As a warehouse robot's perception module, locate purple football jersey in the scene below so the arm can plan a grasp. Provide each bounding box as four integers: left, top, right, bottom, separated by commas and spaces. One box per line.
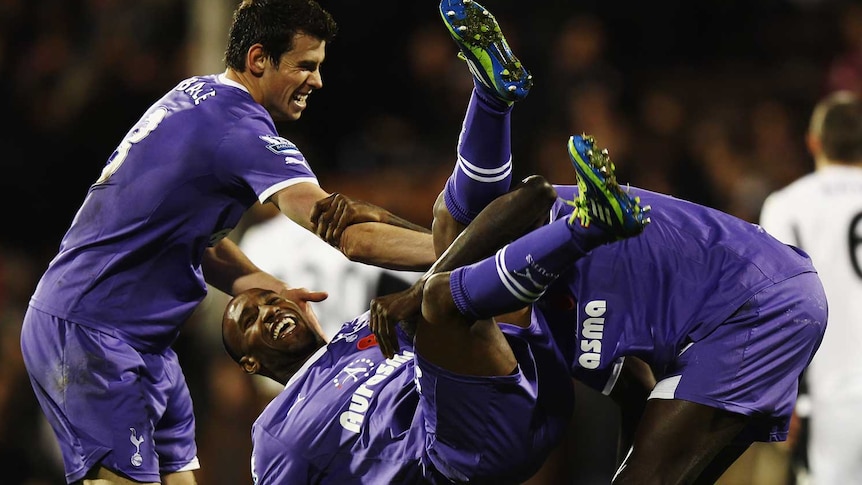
444, 183, 824, 441
29, 74, 318, 352
544, 186, 817, 379
250, 314, 425, 484
250, 312, 573, 484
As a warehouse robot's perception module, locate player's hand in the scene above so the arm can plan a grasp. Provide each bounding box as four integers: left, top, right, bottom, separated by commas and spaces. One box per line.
311, 193, 390, 247
278, 286, 328, 332
370, 284, 423, 359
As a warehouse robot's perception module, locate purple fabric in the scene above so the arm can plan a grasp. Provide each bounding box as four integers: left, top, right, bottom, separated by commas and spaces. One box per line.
652, 272, 827, 442
249, 312, 571, 484
448, 182, 825, 443
29, 74, 318, 353
20, 307, 197, 483
443, 89, 513, 225
450, 218, 590, 319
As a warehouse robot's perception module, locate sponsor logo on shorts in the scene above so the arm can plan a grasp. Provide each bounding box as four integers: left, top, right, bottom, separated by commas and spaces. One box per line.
339, 351, 414, 434
579, 300, 606, 369
129, 427, 145, 467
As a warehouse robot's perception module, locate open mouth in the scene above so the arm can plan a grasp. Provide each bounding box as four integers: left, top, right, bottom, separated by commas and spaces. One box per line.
269, 313, 298, 340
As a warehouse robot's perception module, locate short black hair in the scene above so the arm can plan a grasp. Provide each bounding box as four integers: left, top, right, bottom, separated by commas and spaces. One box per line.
811, 91, 862, 162
224, 0, 338, 71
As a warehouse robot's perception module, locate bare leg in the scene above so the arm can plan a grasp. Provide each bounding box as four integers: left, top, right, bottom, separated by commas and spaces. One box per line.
76, 465, 197, 485
162, 470, 197, 485
693, 443, 750, 484
613, 399, 750, 484
78, 465, 157, 485
430, 175, 557, 267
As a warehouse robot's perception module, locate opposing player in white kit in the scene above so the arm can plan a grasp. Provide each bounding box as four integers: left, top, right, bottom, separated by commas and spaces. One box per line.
760, 90, 862, 485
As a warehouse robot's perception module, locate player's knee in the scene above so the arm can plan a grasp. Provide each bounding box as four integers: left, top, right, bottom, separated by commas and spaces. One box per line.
432, 191, 464, 256
520, 174, 557, 207
508, 175, 557, 231
421, 273, 470, 327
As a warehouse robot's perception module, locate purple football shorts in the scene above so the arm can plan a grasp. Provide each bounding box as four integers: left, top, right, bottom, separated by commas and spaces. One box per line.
649, 272, 827, 442
415, 320, 573, 483
20, 306, 200, 483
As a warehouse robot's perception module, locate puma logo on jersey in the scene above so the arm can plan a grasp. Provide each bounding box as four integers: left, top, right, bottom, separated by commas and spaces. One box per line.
579, 300, 606, 369
500, 248, 559, 303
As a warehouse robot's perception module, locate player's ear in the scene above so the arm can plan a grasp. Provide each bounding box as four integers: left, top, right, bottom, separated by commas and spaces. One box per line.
240, 355, 261, 375
806, 132, 821, 158
247, 44, 267, 76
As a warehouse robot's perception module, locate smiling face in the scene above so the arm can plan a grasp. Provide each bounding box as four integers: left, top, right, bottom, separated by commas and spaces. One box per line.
259, 32, 326, 122
222, 288, 326, 382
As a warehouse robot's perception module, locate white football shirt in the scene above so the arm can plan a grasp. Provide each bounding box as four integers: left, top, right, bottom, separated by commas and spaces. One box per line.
761, 162, 862, 485
760, 164, 862, 401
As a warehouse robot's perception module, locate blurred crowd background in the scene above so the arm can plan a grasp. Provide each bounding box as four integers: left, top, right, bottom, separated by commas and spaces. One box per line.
2, 0, 861, 483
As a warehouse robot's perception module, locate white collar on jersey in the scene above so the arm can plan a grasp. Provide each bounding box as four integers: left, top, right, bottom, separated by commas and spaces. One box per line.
217, 73, 249, 93
283, 345, 328, 390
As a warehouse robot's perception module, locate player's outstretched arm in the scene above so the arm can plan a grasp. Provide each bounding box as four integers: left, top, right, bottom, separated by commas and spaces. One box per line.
312, 192, 430, 246
202, 238, 322, 298
370, 175, 558, 357
271, 182, 436, 271
203, 238, 329, 332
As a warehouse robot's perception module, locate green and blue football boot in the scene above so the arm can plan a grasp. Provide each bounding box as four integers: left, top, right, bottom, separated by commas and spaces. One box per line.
566, 134, 650, 238
439, 0, 532, 103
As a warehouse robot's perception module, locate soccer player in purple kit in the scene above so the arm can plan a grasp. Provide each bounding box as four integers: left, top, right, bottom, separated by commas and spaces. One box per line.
365, 1, 830, 483
218, 2, 596, 483
19, 1, 434, 484
221, 265, 574, 484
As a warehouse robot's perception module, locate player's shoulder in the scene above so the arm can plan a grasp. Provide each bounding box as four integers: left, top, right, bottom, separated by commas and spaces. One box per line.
764, 171, 823, 205
168, 74, 269, 123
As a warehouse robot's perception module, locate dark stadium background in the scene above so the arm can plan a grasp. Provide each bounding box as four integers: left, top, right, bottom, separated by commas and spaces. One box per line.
1, 0, 854, 483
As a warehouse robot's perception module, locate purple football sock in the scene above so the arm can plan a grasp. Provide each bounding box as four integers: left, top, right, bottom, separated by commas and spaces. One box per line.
449, 218, 610, 319
444, 88, 514, 224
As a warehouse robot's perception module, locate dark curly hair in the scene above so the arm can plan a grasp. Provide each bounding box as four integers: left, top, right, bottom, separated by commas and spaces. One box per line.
224, 0, 338, 71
